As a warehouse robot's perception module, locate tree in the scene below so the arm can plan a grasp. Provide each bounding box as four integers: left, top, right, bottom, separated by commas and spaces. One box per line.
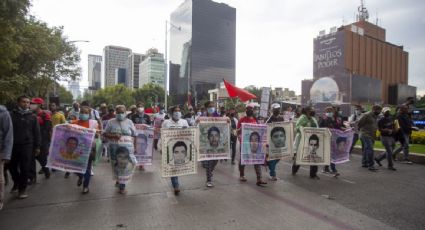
91, 84, 135, 107
133, 83, 169, 107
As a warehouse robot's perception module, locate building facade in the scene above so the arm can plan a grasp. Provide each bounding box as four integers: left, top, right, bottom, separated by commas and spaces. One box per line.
139, 48, 165, 88
103, 46, 132, 88
129, 53, 145, 89
88, 54, 102, 91
302, 4, 415, 115
169, 0, 236, 105
68, 80, 81, 100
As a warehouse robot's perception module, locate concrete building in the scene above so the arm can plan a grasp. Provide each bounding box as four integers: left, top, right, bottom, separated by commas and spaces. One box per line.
129, 53, 145, 89
139, 48, 165, 88
68, 80, 81, 99
88, 54, 102, 91
302, 2, 415, 115
103, 46, 132, 88
169, 0, 236, 105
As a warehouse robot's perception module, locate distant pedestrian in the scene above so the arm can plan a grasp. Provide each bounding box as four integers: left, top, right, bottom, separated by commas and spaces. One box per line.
227, 108, 238, 165
0, 104, 13, 210
375, 107, 397, 170
392, 105, 413, 164
357, 105, 382, 171
266, 103, 284, 181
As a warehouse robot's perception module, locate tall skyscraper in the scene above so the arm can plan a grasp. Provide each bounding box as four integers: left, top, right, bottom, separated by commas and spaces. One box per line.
88, 54, 102, 91
169, 0, 236, 105
129, 53, 145, 89
68, 80, 81, 99
103, 45, 132, 88
139, 48, 165, 88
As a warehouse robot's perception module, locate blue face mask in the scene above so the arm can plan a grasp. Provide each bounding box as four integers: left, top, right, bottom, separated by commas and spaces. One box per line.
173, 112, 182, 120
79, 114, 90, 121
207, 107, 216, 114
326, 112, 333, 118
116, 113, 126, 121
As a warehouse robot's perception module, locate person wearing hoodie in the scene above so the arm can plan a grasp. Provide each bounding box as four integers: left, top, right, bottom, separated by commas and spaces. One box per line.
0, 105, 13, 210
9, 95, 41, 199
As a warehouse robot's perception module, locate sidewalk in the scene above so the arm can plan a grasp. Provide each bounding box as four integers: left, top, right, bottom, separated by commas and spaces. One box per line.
353, 146, 425, 164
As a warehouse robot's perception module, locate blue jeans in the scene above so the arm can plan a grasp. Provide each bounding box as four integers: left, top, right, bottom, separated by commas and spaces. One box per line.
171, 176, 179, 188
393, 133, 410, 160
324, 163, 337, 172
361, 136, 375, 168
267, 160, 280, 177
77, 159, 92, 188
377, 136, 395, 167
204, 160, 218, 182
119, 183, 125, 190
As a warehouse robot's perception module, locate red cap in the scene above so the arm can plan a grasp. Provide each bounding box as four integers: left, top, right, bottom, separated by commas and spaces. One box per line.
31, 98, 44, 105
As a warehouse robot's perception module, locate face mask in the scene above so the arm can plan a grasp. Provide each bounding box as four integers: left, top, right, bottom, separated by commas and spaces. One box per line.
253, 110, 259, 117
160, 109, 165, 114
79, 114, 90, 121
30, 104, 38, 111
207, 107, 216, 114
138, 107, 144, 113
116, 113, 126, 121
173, 111, 182, 120
338, 111, 342, 115
197, 112, 202, 116
326, 112, 333, 118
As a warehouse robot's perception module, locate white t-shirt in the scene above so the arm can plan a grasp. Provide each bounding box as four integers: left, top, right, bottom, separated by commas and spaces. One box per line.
161, 119, 189, 128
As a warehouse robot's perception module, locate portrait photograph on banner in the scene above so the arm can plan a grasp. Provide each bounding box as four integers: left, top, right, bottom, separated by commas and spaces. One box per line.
161, 127, 198, 177
296, 127, 331, 166
47, 124, 96, 174
267, 122, 294, 160
330, 129, 354, 164
198, 117, 231, 161
109, 136, 137, 184
134, 124, 154, 166
241, 123, 267, 165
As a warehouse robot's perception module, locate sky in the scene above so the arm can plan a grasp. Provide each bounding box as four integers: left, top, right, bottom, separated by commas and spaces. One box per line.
30, 0, 425, 95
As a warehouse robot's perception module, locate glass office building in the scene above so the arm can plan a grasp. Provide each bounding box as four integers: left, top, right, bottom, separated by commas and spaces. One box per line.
169, 0, 236, 105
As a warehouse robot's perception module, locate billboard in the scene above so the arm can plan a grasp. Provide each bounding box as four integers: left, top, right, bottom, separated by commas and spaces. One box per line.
313, 31, 345, 79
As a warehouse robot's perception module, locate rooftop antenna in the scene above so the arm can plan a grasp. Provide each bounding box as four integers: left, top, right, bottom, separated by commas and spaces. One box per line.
375, 8, 379, 25
357, 0, 369, 21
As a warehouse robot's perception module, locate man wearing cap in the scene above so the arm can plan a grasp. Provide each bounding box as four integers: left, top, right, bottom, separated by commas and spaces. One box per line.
357, 105, 382, 171
237, 103, 267, 186
375, 107, 396, 170
9, 95, 41, 199
30, 97, 52, 180
266, 103, 284, 181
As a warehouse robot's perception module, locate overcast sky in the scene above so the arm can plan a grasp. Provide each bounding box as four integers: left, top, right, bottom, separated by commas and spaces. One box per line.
30, 0, 425, 95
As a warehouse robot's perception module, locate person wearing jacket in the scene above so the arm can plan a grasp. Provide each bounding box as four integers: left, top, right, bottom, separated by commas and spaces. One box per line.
9, 95, 41, 199
319, 107, 341, 176
0, 105, 13, 210
357, 105, 382, 171
392, 105, 413, 164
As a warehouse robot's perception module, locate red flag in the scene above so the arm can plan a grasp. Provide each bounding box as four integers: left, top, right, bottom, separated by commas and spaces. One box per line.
223, 79, 257, 102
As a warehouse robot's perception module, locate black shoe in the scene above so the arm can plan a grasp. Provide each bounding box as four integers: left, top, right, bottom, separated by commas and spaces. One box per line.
38, 169, 44, 174
45, 171, 51, 179
388, 166, 397, 171
368, 167, 379, 171
375, 158, 382, 167
10, 185, 18, 193
310, 175, 320, 180
292, 165, 299, 175
362, 165, 368, 168
231, 161, 235, 165
64, 172, 70, 179
174, 187, 180, 196
77, 178, 83, 187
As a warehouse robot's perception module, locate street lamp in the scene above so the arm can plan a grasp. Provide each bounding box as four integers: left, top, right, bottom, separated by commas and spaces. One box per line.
164, 20, 181, 110
53, 40, 90, 97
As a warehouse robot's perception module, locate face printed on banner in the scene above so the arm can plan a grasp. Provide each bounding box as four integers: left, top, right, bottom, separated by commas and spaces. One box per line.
249, 132, 260, 154
116, 147, 130, 170
270, 127, 286, 148
207, 126, 220, 149
308, 134, 320, 155
336, 137, 347, 154
60, 137, 80, 160
172, 141, 187, 165
138, 134, 148, 155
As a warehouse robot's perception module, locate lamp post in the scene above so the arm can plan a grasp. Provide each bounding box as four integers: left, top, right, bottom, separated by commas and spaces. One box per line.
164, 20, 181, 110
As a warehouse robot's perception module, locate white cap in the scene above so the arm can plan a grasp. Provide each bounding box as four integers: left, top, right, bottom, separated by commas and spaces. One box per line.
382, 107, 391, 114
271, 103, 281, 109
246, 102, 259, 108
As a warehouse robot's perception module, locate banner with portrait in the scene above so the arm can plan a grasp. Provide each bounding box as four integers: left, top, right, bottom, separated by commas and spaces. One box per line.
161, 127, 198, 177
267, 122, 294, 160
134, 124, 154, 166
296, 127, 331, 165
241, 123, 267, 165
47, 124, 96, 173
330, 128, 353, 164
198, 117, 231, 161
109, 136, 137, 184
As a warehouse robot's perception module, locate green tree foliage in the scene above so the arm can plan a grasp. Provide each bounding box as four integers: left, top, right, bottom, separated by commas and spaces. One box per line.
57, 85, 74, 104
244, 85, 261, 101
91, 84, 135, 107
417, 95, 425, 108
0, 0, 81, 104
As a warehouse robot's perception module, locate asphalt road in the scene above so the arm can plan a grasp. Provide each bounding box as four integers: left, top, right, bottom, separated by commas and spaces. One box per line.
0, 148, 424, 230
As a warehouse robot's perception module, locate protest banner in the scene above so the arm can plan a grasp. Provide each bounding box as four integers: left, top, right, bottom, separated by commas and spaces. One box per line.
330, 128, 354, 164
161, 127, 198, 177
241, 123, 267, 165
47, 124, 96, 173
260, 87, 271, 118
134, 124, 154, 166
296, 127, 331, 166
267, 122, 294, 160
198, 117, 231, 161
109, 136, 137, 184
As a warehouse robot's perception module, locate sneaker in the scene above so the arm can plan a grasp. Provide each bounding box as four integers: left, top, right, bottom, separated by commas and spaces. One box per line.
82, 187, 89, 194
174, 187, 180, 196
321, 169, 330, 174
90, 170, 94, 176
77, 178, 83, 187
310, 175, 320, 180
18, 192, 28, 199
239, 176, 247, 182
331, 172, 340, 177
64, 172, 70, 179
10, 185, 18, 193
401, 160, 413, 164
206, 182, 214, 188
269, 176, 278, 181
118, 189, 127, 195
375, 158, 382, 167
368, 167, 379, 171
256, 180, 267, 186
388, 166, 397, 171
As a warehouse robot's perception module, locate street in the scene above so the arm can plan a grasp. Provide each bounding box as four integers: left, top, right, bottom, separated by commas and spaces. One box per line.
0, 148, 424, 230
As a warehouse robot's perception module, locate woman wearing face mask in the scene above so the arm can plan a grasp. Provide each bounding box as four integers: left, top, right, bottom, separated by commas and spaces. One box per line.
71, 106, 100, 194
103, 105, 137, 194
161, 106, 189, 195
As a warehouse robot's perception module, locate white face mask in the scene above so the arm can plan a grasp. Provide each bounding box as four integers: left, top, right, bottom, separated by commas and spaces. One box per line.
137, 107, 144, 113
173, 112, 182, 120
30, 104, 38, 111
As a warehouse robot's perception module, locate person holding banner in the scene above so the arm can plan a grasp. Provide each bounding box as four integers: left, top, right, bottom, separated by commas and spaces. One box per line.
227, 108, 238, 165
319, 107, 341, 176
71, 106, 100, 194
292, 106, 320, 179
162, 106, 189, 195
104, 105, 137, 194
266, 103, 284, 181
237, 103, 267, 186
